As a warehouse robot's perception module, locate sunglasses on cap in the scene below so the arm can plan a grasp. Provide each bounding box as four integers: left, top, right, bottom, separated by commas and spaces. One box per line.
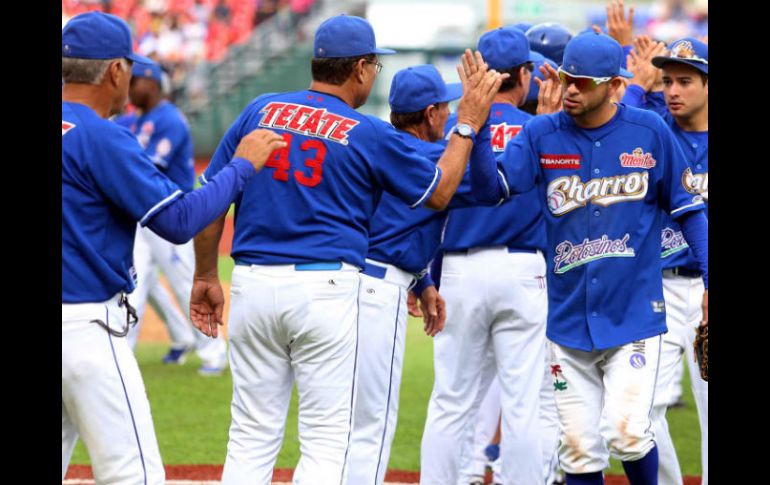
557, 68, 612, 90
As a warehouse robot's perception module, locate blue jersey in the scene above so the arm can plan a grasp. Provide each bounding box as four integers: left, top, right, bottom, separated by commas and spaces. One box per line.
62, 102, 182, 303
203, 90, 442, 268
499, 104, 706, 351
660, 112, 708, 272
366, 131, 500, 274
116, 101, 195, 192
441, 103, 546, 252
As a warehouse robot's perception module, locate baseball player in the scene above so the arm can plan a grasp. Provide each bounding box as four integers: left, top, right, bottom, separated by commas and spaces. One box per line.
420, 27, 557, 485
118, 61, 228, 375
471, 31, 709, 484
190, 14, 505, 485
345, 64, 509, 485
648, 37, 709, 485
62, 11, 285, 484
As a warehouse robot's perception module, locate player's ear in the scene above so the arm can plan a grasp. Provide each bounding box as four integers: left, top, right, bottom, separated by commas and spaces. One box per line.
608, 77, 624, 100
353, 58, 367, 84
107, 60, 126, 88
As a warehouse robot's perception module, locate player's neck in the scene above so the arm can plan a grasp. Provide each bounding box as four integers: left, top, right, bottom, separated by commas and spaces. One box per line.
62, 84, 113, 118
402, 124, 431, 142
674, 104, 708, 132
493, 89, 523, 108
308, 81, 358, 108
572, 101, 617, 129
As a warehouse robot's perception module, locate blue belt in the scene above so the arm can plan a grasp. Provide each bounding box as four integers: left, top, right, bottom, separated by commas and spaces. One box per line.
362, 263, 387, 279
235, 259, 343, 271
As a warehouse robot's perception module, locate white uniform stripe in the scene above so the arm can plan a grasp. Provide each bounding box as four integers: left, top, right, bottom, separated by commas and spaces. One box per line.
670, 201, 705, 216
497, 169, 511, 199
139, 190, 183, 226
410, 167, 440, 209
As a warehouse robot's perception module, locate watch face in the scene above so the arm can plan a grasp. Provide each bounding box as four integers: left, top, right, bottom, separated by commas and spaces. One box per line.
457, 124, 472, 136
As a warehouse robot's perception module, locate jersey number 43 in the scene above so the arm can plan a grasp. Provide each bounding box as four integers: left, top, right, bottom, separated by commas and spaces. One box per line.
266, 133, 327, 187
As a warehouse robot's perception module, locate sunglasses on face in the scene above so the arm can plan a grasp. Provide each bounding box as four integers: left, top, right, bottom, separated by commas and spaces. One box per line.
557, 69, 612, 90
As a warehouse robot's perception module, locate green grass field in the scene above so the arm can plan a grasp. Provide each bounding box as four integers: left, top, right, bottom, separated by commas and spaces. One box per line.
71, 257, 703, 475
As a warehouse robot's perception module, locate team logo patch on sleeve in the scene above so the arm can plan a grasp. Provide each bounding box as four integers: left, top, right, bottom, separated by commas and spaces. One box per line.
490, 123, 522, 152
258, 102, 359, 145
62, 121, 76, 136
682, 167, 708, 200
619, 147, 656, 168
540, 154, 581, 169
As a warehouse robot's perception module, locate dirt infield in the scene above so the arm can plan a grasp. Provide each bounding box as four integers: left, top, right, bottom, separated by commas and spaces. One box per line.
64, 465, 702, 484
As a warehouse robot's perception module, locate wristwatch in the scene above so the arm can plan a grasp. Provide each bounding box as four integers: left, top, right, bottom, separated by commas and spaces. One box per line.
450, 123, 476, 143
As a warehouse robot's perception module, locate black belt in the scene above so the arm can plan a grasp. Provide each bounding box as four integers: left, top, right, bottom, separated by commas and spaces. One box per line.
667, 267, 702, 278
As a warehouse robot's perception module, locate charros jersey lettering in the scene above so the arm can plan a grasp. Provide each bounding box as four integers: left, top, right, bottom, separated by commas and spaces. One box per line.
660, 111, 708, 270
498, 104, 706, 351
547, 172, 648, 215
258, 102, 359, 145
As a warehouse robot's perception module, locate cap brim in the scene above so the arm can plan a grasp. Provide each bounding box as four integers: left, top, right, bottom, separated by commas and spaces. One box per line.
618, 67, 634, 79
127, 52, 154, 65
651, 56, 708, 74
439, 83, 463, 103
528, 52, 543, 63
373, 47, 397, 55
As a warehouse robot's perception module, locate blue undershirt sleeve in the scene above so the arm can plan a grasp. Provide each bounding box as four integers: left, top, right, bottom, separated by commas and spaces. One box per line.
469, 123, 507, 204
146, 158, 255, 243
677, 209, 708, 288
411, 272, 435, 299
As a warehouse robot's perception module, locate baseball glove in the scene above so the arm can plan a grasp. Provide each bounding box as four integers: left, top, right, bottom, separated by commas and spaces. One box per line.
693, 322, 708, 381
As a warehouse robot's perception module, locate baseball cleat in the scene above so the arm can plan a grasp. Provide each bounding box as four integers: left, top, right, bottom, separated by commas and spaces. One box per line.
162, 346, 191, 365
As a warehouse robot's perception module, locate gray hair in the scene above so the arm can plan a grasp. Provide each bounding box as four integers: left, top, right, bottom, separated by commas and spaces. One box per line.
61, 57, 130, 85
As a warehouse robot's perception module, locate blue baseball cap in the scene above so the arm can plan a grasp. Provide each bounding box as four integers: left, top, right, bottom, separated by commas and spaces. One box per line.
511, 22, 534, 33
131, 61, 163, 83
560, 32, 633, 79
526, 52, 559, 103
389, 65, 462, 114
62, 11, 153, 64
652, 37, 708, 74
314, 14, 396, 58
478, 27, 539, 70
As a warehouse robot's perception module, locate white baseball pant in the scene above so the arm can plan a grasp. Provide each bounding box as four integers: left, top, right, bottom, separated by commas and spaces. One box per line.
549, 335, 662, 475
464, 370, 501, 484
221, 263, 360, 485
128, 225, 226, 368
462, 343, 560, 485
62, 294, 164, 484
345, 260, 415, 485
420, 247, 548, 485
653, 272, 708, 485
